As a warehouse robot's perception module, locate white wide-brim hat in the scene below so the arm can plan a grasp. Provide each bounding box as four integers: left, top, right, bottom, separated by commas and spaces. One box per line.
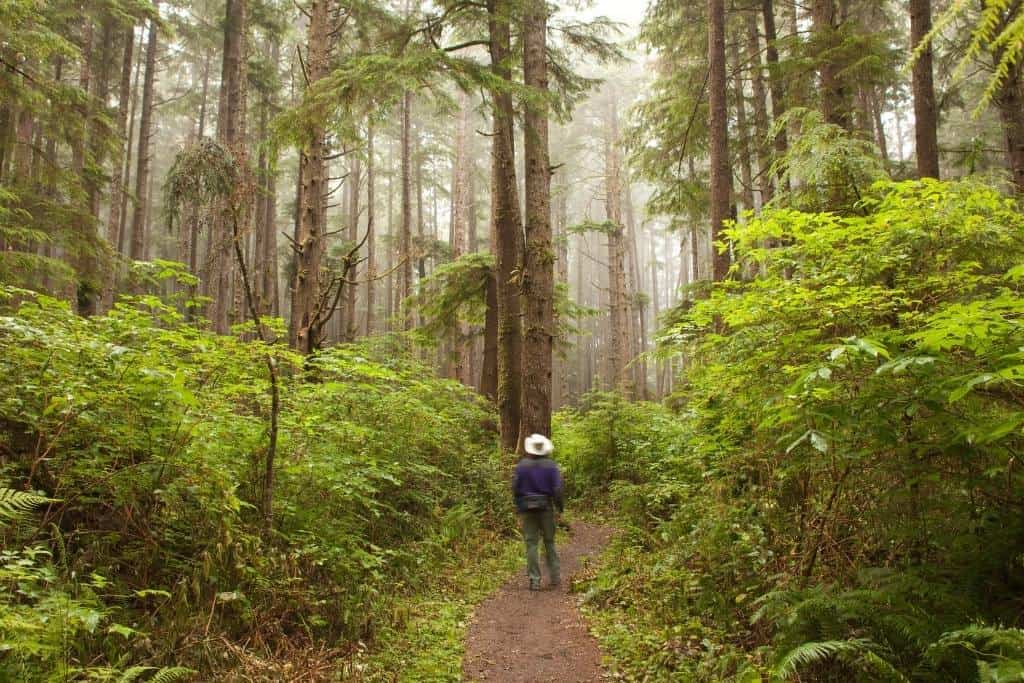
524, 433, 554, 456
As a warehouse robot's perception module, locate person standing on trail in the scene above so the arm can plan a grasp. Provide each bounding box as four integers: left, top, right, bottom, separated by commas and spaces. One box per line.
513, 434, 564, 591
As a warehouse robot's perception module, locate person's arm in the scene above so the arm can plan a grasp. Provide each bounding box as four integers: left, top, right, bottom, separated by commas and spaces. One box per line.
552, 465, 565, 513
512, 463, 522, 500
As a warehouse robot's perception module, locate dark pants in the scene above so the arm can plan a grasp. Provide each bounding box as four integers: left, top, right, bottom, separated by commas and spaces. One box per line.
522, 508, 560, 585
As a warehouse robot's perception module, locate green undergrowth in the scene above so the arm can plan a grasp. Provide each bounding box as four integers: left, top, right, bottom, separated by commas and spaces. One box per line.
559, 179, 1024, 682
0, 285, 512, 681
347, 526, 520, 681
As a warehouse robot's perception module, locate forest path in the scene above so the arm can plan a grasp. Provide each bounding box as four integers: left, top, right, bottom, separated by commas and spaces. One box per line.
462, 521, 613, 682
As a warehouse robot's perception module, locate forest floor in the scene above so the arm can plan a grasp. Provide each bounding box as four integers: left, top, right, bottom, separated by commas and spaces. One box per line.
462, 521, 614, 682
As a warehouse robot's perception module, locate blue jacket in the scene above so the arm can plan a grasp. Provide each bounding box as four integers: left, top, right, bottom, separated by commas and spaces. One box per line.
512, 456, 564, 512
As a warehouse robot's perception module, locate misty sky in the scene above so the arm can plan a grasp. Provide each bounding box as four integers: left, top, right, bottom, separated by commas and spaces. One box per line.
588, 0, 649, 29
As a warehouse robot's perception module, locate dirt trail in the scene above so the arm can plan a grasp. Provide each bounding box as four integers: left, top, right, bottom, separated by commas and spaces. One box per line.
462, 521, 613, 682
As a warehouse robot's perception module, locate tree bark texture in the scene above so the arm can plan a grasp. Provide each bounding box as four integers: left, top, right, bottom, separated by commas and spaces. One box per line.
290, 0, 330, 352
129, 10, 158, 265
762, 0, 790, 189
488, 0, 524, 451
910, 0, 940, 178
519, 0, 554, 442
708, 0, 733, 282
400, 90, 414, 330
605, 97, 630, 393
746, 11, 774, 205
365, 123, 376, 335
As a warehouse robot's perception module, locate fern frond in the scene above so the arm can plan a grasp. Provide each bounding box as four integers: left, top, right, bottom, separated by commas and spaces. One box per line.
773, 638, 875, 679
117, 667, 154, 682
0, 488, 52, 521
149, 667, 195, 683
850, 648, 911, 682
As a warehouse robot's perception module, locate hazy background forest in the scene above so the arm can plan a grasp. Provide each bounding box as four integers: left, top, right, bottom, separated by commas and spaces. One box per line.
3, 0, 1024, 679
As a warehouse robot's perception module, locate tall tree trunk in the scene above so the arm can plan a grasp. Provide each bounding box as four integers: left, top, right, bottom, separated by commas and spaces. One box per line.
129, 8, 159, 264
519, 0, 554, 442
624, 178, 647, 400
871, 88, 890, 162
345, 154, 362, 341
762, 0, 790, 189
210, 0, 247, 333
386, 143, 394, 330
262, 41, 280, 317
554, 178, 569, 407
746, 12, 774, 205
365, 123, 376, 335
605, 97, 630, 393
709, 0, 733, 281
480, 270, 499, 399
730, 40, 756, 214
451, 92, 471, 383
253, 47, 278, 320
81, 16, 112, 315
101, 25, 135, 311
290, 0, 330, 352
118, 30, 144, 258
468, 166, 479, 253
415, 129, 426, 289
650, 231, 662, 398
994, 63, 1024, 193
575, 231, 587, 396
910, 0, 940, 178
488, 0, 524, 451
400, 91, 414, 330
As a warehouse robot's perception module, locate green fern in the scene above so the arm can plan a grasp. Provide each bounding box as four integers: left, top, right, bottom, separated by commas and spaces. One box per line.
0, 487, 52, 521
774, 638, 876, 678
117, 666, 195, 683
924, 625, 1024, 678
150, 667, 196, 683
774, 638, 909, 680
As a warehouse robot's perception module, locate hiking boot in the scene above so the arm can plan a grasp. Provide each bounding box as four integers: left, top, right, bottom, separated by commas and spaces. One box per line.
529, 579, 541, 591
550, 577, 561, 588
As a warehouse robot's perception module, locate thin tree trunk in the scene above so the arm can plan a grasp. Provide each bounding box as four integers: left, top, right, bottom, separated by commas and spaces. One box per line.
746, 11, 774, 205
731, 40, 756, 214
400, 91, 414, 330
762, 0, 790, 189
263, 43, 280, 318
365, 123, 376, 335
480, 270, 499, 399
650, 231, 662, 398
100, 26, 135, 311
386, 142, 394, 330
451, 92, 471, 382
415, 129, 426, 287
605, 96, 630, 393
872, 88, 890, 163
709, 0, 733, 282
624, 179, 647, 400
118, 30, 144, 258
345, 153, 361, 341
129, 9, 159, 264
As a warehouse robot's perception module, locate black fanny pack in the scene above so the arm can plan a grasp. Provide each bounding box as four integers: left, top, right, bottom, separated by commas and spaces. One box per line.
519, 495, 550, 512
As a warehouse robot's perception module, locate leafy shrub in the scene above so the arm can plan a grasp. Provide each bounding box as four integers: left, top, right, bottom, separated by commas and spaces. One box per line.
564, 179, 1024, 681
0, 286, 507, 679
